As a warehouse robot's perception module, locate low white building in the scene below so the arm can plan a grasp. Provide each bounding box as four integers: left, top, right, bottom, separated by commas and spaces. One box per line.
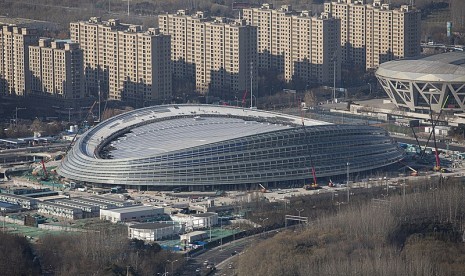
0, 193, 38, 209
38, 201, 83, 220
53, 199, 100, 218
180, 231, 208, 243
424, 125, 450, 136
100, 205, 164, 223
171, 212, 218, 230
128, 222, 184, 241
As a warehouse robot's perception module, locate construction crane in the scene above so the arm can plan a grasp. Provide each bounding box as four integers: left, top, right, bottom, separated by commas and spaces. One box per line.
300, 103, 320, 190
40, 159, 49, 181
408, 95, 448, 171
64, 100, 98, 155
426, 96, 449, 171
241, 90, 248, 107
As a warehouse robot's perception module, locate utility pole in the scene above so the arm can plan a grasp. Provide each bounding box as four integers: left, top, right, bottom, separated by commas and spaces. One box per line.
250, 61, 253, 108
333, 51, 337, 103
66, 108, 74, 123
346, 162, 350, 203
98, 81, 101, 123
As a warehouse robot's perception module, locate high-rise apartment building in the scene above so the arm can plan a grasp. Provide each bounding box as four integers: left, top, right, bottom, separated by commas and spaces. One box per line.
241, 4, 341, 86
0, 25, 39, 96
29, 38, 84, 99
159, 11, 257, 96
324, 0, 421, 69
70, 18, 171, 105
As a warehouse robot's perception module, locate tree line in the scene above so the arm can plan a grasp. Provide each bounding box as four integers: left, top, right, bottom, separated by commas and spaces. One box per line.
0, 223, 182, 276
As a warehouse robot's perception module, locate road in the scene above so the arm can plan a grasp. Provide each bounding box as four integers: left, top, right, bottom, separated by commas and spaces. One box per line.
180, 230, 281, 276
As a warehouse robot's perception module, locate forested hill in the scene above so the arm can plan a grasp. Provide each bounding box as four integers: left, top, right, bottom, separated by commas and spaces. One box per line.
237, 178, 465, 276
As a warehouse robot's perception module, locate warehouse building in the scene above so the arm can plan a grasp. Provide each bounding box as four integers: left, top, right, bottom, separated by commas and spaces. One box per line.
87, 196, 133, 208
0, 193, 38, 209
100, 205, 164, 223
52, 199, 100, 218
37, 201, 83, 220
70, 197, 120, 210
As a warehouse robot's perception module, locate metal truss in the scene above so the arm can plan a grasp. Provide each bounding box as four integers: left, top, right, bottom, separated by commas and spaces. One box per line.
376, 76, 465, 113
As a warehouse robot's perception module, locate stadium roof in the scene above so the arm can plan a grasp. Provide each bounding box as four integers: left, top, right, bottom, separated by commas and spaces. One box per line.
84, 105, 330, 161
376, 52, 465, 82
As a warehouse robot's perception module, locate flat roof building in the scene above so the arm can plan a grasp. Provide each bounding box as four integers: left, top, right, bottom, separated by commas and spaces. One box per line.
0, 193, 38, 209
37, 201, 83, 220
180, 231, 208, 243
128, 222, 184, 241
52, 199, 100, 218
86, 196, 133, 208
171, 212, 218, 230
100, 205, 164, 223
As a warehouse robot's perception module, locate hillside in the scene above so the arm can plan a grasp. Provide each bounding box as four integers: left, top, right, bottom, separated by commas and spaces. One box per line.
237, 178, 465, 276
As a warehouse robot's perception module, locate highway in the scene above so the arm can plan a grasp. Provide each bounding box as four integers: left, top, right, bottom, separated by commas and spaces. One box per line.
180, 230, 282, 276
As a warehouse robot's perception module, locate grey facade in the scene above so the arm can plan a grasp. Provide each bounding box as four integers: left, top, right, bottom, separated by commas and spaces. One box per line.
58, 105, 403, 188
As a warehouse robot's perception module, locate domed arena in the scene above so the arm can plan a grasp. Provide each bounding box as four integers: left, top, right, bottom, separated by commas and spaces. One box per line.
58, 105, 404, 190
376, 52, 465, 113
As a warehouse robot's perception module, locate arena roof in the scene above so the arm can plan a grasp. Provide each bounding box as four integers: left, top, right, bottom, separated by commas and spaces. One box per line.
108, 116, 290, 158
376, 52, 465, 82
83, 105, 330, 160
58, 104, 403, 188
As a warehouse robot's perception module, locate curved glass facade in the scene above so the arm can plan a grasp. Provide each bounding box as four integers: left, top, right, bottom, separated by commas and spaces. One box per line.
58, 105, 404, 187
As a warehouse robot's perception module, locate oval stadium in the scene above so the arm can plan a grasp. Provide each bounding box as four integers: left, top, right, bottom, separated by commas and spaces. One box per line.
57, 105, 404, 190
376, 52, 465, 113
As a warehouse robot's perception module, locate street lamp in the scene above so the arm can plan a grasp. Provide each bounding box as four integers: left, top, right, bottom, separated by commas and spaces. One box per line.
170, 259, 178, 275
331, 51, 337, 103
164, 260, 169, 276
259, 217, 268, 236
65, 108, 74, 123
